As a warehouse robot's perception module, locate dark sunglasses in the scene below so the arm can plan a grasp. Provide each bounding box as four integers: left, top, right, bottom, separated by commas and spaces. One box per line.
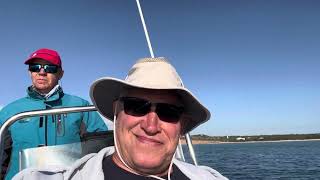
118, 97, 184, 123
29, 64, 59, 73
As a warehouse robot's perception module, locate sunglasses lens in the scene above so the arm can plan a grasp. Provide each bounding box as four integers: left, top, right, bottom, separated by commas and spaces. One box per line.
121, 97, 150, 116
29, 64, 59, 73
120, 97, 183, 123
29, 64, 41, 72
44, 65, 58, 73
156, 103, 183, 123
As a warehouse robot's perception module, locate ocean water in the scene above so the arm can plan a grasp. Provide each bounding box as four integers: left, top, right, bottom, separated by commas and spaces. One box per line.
182, 140, 320, 180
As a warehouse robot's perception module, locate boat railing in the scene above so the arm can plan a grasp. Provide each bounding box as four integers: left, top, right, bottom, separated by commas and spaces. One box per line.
0, 106, 198, 174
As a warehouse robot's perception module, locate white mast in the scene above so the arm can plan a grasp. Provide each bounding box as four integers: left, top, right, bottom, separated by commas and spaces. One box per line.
136, 0, 155, 58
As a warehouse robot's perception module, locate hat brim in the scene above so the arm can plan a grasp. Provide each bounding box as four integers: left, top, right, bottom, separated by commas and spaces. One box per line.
90, 77, 211, 133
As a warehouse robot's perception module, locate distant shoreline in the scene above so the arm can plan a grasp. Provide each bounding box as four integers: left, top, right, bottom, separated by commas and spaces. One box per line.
180, 138, 320, 145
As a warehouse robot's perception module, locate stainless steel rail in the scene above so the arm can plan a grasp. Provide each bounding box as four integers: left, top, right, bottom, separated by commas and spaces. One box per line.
0, 106, 198, 174
0, 106, 96, 173
186, 133, 198, 166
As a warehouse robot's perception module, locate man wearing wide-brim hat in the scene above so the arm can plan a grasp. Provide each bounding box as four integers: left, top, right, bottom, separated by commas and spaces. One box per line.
13, 58, 228, 180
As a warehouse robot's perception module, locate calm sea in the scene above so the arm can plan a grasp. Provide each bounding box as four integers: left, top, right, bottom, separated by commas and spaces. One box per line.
182, 140, 320, 180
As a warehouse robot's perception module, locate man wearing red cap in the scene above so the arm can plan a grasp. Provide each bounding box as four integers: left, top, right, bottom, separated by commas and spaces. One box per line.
0, 48, 108, 180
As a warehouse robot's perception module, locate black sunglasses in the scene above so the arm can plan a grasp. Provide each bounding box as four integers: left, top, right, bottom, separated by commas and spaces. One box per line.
29, 64, 59, 73
118, 97, 184, 123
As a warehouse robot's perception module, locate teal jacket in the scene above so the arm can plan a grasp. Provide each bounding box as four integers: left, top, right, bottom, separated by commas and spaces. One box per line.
0, 86, 108, 180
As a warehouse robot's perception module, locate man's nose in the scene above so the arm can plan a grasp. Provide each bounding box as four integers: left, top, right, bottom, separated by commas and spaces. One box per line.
38, 68, 46, 74
140, 111, 161, 135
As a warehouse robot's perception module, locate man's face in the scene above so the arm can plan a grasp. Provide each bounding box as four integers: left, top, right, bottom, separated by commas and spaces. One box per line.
29, 59, 63, 94
113, 89, 183, 176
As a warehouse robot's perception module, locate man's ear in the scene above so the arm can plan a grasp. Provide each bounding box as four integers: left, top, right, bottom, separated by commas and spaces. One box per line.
58, 69, 64, 80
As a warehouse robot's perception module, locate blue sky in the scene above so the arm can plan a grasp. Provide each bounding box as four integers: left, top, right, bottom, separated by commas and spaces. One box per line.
0, 0, 319, 136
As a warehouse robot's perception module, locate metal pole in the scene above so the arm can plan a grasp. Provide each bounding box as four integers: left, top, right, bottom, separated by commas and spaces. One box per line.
136, 0, 155, 58
175, 138, 185, 161
185, 133, 198, 166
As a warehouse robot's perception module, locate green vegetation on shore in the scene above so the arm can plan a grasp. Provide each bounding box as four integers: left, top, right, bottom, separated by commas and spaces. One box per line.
182, 133, 320, 142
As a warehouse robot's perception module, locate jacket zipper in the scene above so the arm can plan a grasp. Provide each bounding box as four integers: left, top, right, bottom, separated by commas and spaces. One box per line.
45, 105, 51, 146
45, 115, 48, 146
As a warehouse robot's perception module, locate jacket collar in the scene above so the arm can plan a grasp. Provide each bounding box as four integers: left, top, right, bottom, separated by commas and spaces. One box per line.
27, 85, 64, 102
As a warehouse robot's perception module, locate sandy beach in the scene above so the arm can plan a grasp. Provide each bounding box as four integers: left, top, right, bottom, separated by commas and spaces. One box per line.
180, 138, 320, 145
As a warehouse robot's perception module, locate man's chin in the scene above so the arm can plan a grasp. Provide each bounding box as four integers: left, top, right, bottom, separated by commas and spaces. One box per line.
134, 162, 168, 176
132, 155, 168, 172
34, 86, 51, 93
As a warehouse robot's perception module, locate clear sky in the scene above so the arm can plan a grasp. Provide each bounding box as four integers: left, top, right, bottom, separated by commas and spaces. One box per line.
0, 0, 319, 136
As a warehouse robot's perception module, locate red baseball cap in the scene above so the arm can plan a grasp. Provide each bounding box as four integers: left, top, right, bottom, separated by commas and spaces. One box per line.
25, 48, 62, 67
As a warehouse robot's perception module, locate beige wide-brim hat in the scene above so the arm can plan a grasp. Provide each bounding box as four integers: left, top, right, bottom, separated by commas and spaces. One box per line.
90, 57, 211, 133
